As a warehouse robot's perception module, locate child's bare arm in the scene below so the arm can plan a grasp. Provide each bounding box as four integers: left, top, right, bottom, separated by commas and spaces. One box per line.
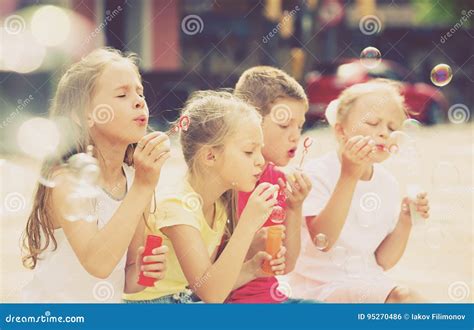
124, 215, 168, 294
307, 136, 374, 251
52, 133, 170, 279
124, 215, 146, 293
245, 225, 285, 261
53, 179, 156, 279
162, 224, 255, 303
232, 246, 287, 290
375, 212, 412, 270
375, 194, 429, 270
306, 173, 358, 251
162, 183, 278, 303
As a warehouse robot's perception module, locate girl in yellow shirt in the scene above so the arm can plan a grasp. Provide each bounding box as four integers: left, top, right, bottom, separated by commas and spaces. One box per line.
124, 90, 286, 303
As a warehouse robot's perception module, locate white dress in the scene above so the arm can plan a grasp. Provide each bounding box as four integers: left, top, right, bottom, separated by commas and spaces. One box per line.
285, 151, 401, 302
21, 165, 135, 303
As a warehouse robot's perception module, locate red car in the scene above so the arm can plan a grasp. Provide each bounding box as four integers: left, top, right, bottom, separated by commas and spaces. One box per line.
305, 59, 449, 125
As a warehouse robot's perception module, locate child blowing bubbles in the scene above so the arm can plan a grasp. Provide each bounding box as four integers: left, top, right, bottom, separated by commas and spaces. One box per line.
123, 91, 285, 304
21, 48, 169, 302
287, 79, 430, 303
227, 66, 313, 303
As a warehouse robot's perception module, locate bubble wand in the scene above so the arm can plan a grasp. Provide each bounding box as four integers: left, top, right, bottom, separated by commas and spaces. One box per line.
298, 137, 313, 169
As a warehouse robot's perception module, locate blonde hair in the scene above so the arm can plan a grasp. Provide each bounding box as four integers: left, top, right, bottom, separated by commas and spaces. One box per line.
235, 66, 308, 116
328, 78, 408, 126
175, 90, 262, 246
22, 47, 142, 269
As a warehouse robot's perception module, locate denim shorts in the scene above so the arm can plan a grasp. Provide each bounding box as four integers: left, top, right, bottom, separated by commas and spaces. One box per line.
123, 289, 201, 304
284, 298, 321, 304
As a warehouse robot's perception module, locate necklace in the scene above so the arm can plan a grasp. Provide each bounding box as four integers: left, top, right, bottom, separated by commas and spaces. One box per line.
100, 168, 128, 201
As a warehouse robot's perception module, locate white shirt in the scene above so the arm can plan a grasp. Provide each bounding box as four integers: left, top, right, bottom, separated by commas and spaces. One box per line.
21, 165, 134, 303
295, 151, 401, 284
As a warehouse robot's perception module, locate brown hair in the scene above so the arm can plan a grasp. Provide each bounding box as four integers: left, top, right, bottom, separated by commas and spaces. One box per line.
175, 90, 262, 243
22, 48, 141, 269
234, 66, 308, 116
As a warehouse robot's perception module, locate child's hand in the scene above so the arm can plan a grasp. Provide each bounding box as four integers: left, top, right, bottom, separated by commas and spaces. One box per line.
341, 136, 375, 178
279, 172, 312, 211
134, 132, 171, 188
400, 192, 430, 222
248, 246, 287, 277
240, 183, 279, 231
246, 225, 286, 260
136, 245, 169, 282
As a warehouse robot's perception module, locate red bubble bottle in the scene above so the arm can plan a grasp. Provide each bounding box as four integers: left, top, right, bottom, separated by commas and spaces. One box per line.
137, 235, 163, 287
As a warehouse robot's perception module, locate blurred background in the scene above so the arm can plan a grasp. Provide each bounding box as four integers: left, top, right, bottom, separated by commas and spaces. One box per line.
0, 0, 472, 302
1, 0, 473, 137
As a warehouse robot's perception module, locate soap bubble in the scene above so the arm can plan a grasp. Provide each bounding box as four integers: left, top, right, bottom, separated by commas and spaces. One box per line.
430, 64, 453, 87
63, 146, 101, 222
360, 47, 381, 69
67, 148, 100, 186
389, 130, 411, 148
64, 185, 99, 222
388, 144, 399, 154
314, 233, 329, 250
389, 130, 416, 159
38, 168, 66, 188
402, 118, 422, 135
270, 205, 286, 224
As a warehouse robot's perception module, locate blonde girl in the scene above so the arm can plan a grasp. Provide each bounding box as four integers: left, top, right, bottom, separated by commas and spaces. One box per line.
287, 79, 430, 303
21, 48, 169, 302
124, 90, 287, 303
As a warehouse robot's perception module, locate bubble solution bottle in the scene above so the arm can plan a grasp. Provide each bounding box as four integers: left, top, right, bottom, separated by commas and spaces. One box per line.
262, 208, 286, 274
138, 235, 163, 287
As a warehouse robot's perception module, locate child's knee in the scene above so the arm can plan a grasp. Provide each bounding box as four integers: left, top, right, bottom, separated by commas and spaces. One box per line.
386, 286, 413, 302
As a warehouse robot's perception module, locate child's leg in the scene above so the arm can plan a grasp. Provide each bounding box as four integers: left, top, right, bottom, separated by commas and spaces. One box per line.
385, 286, 425, 303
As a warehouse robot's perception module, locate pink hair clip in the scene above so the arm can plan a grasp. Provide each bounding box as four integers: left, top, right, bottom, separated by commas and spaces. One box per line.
171, 115, 190, 134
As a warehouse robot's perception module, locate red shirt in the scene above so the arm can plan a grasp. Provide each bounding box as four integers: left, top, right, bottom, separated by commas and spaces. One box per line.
227, 163, 288, 303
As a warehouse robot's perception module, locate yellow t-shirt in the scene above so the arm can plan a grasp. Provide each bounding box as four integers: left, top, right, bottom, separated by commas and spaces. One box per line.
123, 180, 228, 301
